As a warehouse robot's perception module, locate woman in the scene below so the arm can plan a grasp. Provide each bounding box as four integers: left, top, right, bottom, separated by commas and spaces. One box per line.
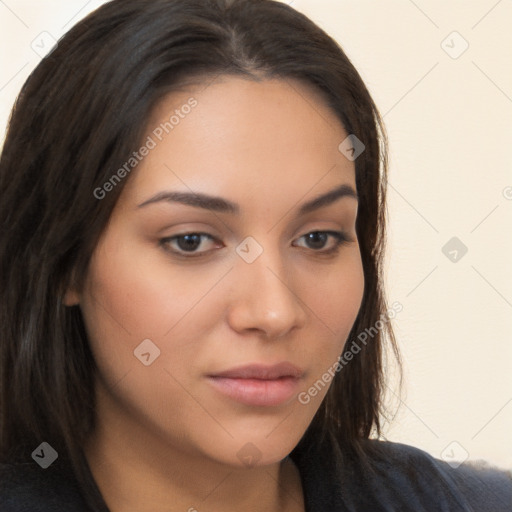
0, 0, 510, 510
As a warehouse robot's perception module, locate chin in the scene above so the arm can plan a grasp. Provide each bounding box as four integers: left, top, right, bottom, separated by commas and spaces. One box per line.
193, 425, 307, 470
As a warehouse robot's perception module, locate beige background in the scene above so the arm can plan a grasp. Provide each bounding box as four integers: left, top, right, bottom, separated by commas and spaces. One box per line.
1, 0, 511, 467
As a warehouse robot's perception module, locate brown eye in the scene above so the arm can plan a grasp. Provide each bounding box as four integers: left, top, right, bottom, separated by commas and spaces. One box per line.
160, 233, 221, 256
303, 232, 329, 250
293, 230, 351, 253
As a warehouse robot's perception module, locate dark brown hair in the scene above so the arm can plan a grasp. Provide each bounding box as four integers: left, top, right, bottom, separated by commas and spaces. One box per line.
0, 0, 399, 509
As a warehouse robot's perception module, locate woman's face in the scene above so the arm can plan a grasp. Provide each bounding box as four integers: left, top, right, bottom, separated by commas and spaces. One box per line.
71, 76, 364, 467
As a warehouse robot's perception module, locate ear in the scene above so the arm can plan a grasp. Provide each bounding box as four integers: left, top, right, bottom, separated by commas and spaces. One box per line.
62, 270, 81, 306
62, 288, 80, 306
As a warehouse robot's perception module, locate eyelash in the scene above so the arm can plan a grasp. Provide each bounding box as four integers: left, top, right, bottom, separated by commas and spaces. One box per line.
159, 230, 353, 258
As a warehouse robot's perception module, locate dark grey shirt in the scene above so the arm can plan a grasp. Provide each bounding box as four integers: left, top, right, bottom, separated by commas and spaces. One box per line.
1, 434, 511, 511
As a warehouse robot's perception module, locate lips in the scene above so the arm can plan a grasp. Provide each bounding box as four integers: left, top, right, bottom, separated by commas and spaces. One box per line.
207, 363, 303, 407
210, 362, 303, 380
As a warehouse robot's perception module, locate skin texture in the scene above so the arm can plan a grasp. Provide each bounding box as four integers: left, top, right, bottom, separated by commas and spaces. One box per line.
65, 76, 365, 512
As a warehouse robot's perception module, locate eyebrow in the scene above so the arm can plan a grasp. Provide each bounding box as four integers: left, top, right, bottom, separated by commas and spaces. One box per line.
137, 183, 358, 214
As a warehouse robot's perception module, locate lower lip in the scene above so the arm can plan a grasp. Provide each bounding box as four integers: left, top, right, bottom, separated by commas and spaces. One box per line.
207, 376, 300, 406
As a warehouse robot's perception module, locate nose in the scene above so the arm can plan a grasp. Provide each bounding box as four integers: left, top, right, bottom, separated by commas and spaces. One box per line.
226, 253, 307, 339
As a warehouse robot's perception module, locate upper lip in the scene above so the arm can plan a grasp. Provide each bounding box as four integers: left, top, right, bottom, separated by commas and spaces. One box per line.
208, 362, 303, 380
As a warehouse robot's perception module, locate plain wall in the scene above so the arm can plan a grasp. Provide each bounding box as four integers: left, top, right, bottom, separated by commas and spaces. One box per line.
1, 0, 511, 467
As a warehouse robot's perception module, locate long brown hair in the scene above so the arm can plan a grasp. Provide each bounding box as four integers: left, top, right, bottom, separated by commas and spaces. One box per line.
0, 0, 399, 509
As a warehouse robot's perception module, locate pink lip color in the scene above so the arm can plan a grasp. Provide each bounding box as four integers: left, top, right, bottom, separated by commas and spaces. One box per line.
207, 363, 302, 407
208, 375, 300, 406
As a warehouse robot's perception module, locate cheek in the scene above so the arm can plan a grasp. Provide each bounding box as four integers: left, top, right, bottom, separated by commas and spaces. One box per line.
314, 268, 363, 333
82, 236, 226, 335
302, 249, 364, 335
296, 250, 365, 388
78, 236, 232, 384
78, 239, 233, 440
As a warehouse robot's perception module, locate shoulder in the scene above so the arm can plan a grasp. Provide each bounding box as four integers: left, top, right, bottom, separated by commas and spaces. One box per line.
292, 432, 512, 510
0, 461, 90, 512
358, 439, 512, 512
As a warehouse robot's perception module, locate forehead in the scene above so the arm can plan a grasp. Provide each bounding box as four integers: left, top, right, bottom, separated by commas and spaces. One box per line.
120, 76, 355, 209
